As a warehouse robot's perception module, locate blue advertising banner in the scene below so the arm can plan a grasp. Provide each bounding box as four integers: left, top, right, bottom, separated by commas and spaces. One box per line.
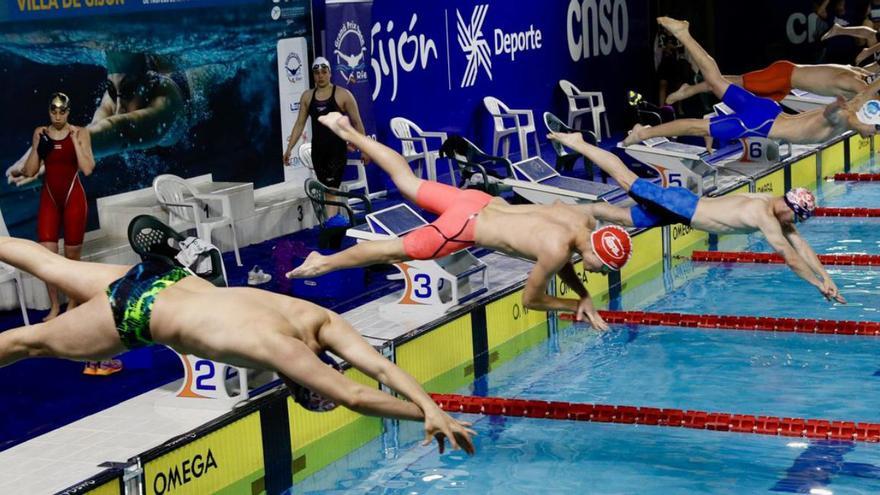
325, 0, 377, 138
323, 0, 652, 153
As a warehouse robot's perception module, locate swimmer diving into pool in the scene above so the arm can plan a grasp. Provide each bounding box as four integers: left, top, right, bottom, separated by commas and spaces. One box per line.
287, 112, 633, 331
0, 236, 476, 455
665, 61, 872, 104
621, 17, 880, 147
548, 130, 846, 304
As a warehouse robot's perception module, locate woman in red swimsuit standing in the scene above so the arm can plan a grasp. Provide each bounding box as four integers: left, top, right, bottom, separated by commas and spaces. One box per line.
12, 94, 117, 375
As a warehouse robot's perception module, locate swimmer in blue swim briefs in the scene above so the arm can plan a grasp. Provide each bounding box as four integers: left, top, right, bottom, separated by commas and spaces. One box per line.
621, 17, 880, 147
548, 130, 846, 305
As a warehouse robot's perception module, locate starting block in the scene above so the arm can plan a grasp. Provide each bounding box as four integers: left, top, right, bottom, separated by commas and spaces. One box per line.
781, 89, 836, 113
347, 203, 489, 316
503, 157, 620, 204
620, 137, 743, 194
171, 354, 249, 407
711, 102, 790, 165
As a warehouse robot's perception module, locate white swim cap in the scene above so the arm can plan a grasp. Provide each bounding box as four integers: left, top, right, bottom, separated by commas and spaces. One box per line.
312, 56, 331, 70
856, 99, 880, 126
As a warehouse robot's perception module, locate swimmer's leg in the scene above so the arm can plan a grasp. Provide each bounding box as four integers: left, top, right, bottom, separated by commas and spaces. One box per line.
0, 294, 124, 367
319, 112, 424, 202
0, 237, 130, 303
658, 17, 731, 99
551, 135, 639, 190
666, 75, 743, 104
622, 119, 711, 146
287, 238, 410, 278
822, 24, 878, 42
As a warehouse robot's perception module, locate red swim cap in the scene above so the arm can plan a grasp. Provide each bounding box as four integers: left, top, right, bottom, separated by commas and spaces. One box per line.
590, 225, 632, 271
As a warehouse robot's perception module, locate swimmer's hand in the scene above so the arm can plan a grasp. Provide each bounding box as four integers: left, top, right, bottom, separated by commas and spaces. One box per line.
547, 131, 585, 149
577, 296, 609, 331
422, 408, 477, 456
821, 279, 847, 304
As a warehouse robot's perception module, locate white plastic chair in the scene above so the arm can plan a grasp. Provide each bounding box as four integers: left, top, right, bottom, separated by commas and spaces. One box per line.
153, 174, 242, 267
559, 80, 610, 141
482, 96, 541, 160
389, 117, 453, 184
297, 143, 371, 198
0, 208, 29, 325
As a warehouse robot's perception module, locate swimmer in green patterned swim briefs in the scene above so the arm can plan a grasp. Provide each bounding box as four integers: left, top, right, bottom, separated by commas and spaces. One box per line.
0, 236, 475, 455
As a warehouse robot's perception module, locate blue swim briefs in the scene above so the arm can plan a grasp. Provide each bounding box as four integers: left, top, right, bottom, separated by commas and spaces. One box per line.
629, 178, 700, 228
709, 85, 782, 141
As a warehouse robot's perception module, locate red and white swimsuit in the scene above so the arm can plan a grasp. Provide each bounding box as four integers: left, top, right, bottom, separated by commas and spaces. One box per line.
37, 133, 87, 245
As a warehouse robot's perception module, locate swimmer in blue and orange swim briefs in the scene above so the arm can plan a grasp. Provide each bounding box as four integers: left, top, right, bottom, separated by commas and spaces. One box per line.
287, 112, 634, 330
622, 17, 880, 147
665, 61, 871, 105
0, 235, 476, 454
549, 129, 846, 305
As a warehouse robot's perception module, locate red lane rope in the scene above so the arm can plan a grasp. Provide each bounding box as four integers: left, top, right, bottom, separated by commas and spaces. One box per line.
692, 250, 880, 266
814, 207, 880, 217
831, 173, 880, 182
430, 393, 880, 442
558, 310, 880, 336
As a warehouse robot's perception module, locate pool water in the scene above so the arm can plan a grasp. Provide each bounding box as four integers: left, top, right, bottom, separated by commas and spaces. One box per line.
290, 163, 880, 494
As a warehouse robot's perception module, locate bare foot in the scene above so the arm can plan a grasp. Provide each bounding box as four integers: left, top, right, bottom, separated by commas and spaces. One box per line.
657, 17, 689, 37
621, 124, 647, 146
666, 83, 691, 104
821, 24, 840, 42
43, 304, 60, 322
286, 251, 328, 279
318, 112, 355, 140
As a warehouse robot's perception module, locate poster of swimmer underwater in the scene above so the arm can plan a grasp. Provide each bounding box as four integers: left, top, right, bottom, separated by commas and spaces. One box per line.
0, 0, 311, 238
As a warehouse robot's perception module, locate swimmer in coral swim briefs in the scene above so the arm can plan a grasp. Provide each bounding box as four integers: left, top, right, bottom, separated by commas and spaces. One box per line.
286, 112, 634, 331
665, 60, 872, 104
622, 17, 880, 147
549, 130, 846, 304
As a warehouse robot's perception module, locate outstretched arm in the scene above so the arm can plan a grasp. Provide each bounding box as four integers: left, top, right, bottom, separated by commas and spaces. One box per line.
87, 97, 179, 157
319, 312, 476, 454
782, 224, 846, 303
276, 338, 431, 425
757, 215, 831, 300
521, 249, 608, 330
286, 238, 410, 278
